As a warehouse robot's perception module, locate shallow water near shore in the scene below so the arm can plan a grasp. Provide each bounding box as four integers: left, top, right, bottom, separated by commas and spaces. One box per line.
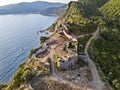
0, 14, 57, 84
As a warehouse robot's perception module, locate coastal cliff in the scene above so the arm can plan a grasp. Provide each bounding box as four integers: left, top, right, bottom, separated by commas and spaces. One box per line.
0, 0, 120, 90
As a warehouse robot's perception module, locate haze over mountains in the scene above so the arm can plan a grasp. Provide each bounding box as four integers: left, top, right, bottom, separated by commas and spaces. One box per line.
0, 1, 67, 15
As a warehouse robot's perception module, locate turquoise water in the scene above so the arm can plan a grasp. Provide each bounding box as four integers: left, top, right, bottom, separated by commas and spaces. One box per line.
0, 14, 57, 84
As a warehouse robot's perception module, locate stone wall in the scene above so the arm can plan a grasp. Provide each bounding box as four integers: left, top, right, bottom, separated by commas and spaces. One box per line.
58, 56, 78, 70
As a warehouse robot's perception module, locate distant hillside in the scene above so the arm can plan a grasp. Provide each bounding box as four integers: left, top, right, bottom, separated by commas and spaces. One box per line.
0, 1, 67, 15
40, 5, 67, 16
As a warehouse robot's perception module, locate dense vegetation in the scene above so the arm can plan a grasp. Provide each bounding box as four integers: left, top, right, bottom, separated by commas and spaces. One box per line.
0, 62, 35, 90
88, 0, 120, 89
0, 84, 7, 90
77, 35, 92, 54
100, 0, 120, 28
100, 0, 120, 18
89, 26, 120, 90
8, 62, 34, 89
64, 1, 97, 35
49, 0, 109, 35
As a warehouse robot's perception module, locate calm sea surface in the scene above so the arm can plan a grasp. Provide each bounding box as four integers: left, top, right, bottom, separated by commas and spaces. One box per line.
0, 14, 57, 84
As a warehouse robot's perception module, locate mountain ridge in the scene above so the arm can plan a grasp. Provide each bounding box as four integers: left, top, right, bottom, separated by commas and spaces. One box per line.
0, 1, 67, 15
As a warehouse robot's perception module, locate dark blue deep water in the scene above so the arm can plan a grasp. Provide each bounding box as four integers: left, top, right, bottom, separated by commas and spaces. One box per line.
0, 14, 57, 84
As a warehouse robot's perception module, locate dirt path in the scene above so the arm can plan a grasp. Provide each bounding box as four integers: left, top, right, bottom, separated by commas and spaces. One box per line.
77, 33, 92, 38
50, 48, 56, 76
49, 44, 86, 90
31, 26, 103, 90
62, 24, 77, 42
47, 24, 95, 90
84, 27, 105, 90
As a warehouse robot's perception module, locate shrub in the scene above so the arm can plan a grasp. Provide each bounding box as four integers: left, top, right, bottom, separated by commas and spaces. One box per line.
29, 48, 38, 58
68, 42, 76, 49
40, 36, 48, 44
9, 63, 34, 89
77, 35, 92, 54
0, 84, 7, 89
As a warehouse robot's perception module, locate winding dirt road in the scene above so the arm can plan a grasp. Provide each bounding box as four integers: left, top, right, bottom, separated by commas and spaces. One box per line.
85, 27, 105, 90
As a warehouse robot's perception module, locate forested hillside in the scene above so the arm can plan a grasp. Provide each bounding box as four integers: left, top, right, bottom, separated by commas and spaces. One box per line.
100, 0, 120, 20
100, 0, 120, 29
49, 0, 120, 90
40, 5, 67, 16
49, 0, 108, 35
89, 0, 120, 90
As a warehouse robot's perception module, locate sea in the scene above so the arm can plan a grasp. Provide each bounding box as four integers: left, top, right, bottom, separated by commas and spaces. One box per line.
0, 14, 57, 84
